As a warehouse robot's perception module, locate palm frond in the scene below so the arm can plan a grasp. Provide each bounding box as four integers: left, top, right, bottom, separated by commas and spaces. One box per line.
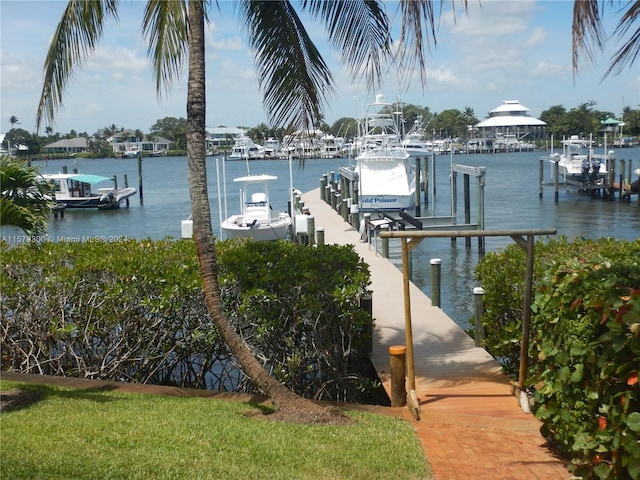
142, 0, 190, 97
303, 0, 392, 93
240, 0, 334, 131
604, 0, 640, 77
572, 0, 605, 75
396, 0, 438, 88
0, 156, 53, 236
36, 0, 119, 131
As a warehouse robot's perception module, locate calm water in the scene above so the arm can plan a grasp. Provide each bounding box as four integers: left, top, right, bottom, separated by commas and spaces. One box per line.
3, 148, 639, 328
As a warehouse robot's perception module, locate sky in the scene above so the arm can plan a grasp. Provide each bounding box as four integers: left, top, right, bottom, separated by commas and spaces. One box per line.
1, 0, 638, 136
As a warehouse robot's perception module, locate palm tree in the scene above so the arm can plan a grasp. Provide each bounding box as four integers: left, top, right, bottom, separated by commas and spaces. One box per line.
9, 116, 19, 128
32, 0, 640, 416
0, 156, 55, 236
36, 0, 428, 417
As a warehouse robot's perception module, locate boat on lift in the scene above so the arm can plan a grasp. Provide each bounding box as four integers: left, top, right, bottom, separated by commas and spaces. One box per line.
543, 135, 613, 185
342, 93, 419, 212
41, 173, 136, 210
221, 174, 291, 241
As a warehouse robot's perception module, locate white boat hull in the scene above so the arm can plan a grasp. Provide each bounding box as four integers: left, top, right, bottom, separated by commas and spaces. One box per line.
355, 148, 417, 212
221, 214, 291, 241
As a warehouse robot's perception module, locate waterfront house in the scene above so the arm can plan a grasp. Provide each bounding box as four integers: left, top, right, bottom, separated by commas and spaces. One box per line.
475, 100, 547, 143
109, 130, 174, 156
43, 137, 88, 155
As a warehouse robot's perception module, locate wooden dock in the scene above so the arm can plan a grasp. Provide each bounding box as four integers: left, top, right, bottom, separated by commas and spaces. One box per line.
301, 188, 510, 388
300, 187, 573, 478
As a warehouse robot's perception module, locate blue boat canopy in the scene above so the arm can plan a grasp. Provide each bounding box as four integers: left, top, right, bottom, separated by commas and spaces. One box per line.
69, 174, 113, 184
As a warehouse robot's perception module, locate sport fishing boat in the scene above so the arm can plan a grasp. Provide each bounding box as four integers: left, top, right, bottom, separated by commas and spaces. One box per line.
229, 136, 265, 160
41, 173, 137, 209
221, 174, 291, 241
342, 93, 419, 212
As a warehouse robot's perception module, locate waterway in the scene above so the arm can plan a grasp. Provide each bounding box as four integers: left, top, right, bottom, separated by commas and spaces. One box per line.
3, 148, 639, 328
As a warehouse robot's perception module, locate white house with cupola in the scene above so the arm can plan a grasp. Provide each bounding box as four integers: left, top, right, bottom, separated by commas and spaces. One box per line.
475, 100, 547, 140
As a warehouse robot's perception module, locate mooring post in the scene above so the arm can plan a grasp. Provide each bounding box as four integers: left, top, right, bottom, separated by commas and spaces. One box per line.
464, 174, 471, 247
423, 156, 429, 206
137, 152, 144, 206
307, 215, 315, 245
320, 176, 326, 202
414, 157, 421, 217
350, 203, 360, 231
381, 225, 389, 258
363, 213, 371, 245
430, 258, 441, 307
389, 345, 407, 407
316, 227, 325, 246
553, 159, 559, 203
124, 174, 130, 207
538, 158, 544, 199
473, 287, 486, 347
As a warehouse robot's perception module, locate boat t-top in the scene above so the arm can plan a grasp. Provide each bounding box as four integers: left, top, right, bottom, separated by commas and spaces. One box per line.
221, 174, 291, 241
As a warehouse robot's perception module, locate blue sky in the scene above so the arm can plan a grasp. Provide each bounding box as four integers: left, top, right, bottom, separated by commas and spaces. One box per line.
1, 0, 637, 136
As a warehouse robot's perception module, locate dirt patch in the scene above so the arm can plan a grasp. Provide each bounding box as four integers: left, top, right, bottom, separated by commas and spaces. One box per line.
0, 388, 43, 412
245, 406, 355, 425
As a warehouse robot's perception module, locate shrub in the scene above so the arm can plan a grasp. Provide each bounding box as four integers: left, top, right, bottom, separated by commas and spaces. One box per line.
531, 256, 640, 479
217, 239, 373, 402
473, 237, 640, 479
1, 238, 374, 403
473, 237, 640, 377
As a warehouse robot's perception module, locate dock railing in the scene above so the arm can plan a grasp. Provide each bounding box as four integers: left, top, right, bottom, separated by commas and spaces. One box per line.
379, 228, 557, 418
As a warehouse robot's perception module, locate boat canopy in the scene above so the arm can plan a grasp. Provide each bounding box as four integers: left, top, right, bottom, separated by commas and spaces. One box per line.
233, 174, 278, 183
69, 174, 113, 184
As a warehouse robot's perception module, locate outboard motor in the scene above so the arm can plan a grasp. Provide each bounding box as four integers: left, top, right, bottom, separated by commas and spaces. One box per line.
590, 159, 601, 182
581, 159, 590, 180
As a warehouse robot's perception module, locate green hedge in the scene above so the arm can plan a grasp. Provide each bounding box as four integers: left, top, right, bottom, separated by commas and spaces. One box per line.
473, 237, 640, 479
0, 238, 374, 403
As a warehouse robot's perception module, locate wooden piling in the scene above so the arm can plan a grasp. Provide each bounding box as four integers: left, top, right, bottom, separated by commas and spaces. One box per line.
430, 258, 441, 307
137, 152, 144, 206
389, 345, 407, 407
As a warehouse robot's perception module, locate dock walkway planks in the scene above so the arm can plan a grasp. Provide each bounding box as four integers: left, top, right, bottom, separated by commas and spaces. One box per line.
300, 188, 572, 479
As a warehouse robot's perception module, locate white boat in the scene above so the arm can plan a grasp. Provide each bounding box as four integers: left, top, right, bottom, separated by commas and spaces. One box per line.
123, 146, 140, 158
344, 93, 419, 211
41, 173, 137, 209
543, 135, 613, 184
221, 174, 291, 241
263, 138, 280, 158
229, 136, 265, 160
401, 116, 433, 158
319, 134, 343, 158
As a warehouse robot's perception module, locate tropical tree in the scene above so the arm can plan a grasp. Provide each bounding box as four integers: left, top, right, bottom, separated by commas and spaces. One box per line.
9, 116, 19, 128
0, 156, 55, 236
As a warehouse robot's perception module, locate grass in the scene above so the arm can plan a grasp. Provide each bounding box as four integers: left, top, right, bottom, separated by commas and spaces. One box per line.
0, 380, 431, 480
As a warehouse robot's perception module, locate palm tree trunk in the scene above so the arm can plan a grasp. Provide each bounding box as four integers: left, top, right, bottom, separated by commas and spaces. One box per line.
185, 0, 328, 415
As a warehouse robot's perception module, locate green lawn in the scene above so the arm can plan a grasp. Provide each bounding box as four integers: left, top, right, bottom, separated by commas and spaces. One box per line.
0, 381, 430, 479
